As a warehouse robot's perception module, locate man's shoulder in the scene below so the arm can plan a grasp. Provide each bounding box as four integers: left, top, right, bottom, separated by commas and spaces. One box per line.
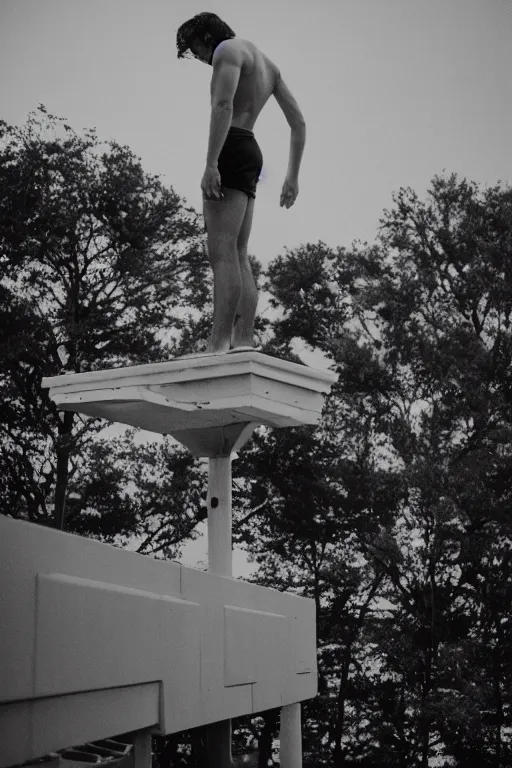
215, 37, 255, 60
224, 37, 252, 51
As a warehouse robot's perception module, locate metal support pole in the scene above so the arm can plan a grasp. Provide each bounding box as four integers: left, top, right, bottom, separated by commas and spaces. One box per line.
206, 455, 233, 766
280, 703, 302, 768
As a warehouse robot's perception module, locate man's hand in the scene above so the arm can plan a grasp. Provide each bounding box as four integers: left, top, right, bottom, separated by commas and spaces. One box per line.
280, 175, 299, 208
201, 166, 224, 201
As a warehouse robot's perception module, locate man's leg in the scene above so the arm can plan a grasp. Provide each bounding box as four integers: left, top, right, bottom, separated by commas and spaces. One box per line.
231, 250, 258, 347
203, 188, 249, 353
232, 196, 258, 348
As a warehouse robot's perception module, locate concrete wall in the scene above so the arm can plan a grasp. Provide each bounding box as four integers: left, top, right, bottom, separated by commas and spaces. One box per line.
0, 516, 317, 766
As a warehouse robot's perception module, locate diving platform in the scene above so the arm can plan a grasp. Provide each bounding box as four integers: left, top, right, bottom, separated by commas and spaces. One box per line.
41, 351, 337, 456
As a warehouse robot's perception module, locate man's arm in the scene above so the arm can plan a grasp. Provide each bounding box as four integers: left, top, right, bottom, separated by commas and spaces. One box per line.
273, 71, 306, 180
205, 43, 243, 167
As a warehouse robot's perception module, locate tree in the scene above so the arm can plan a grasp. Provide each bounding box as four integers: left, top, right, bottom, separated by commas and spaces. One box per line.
0, 105, 211, 532
62, 431, 207, 558
231, 173, 512, 766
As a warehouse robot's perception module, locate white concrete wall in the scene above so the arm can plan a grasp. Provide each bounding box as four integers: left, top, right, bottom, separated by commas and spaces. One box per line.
0, 516, 317, 766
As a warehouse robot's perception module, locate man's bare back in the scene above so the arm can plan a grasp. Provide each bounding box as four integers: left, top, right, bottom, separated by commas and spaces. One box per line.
220, 39, 280, 132
210, 37, 306, 210
214, 38, 306, 150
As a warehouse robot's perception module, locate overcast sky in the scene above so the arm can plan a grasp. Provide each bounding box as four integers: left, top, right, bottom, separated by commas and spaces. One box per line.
1, 0, 511, 575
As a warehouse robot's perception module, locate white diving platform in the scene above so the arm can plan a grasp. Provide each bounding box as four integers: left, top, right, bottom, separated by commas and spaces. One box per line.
41, 351, 337, 455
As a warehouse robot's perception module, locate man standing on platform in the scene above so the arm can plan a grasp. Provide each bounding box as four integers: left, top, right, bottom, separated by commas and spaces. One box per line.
177, 12, 307, 354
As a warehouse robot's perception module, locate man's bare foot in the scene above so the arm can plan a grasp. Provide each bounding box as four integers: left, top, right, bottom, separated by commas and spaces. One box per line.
227, 345, 262, 353
206, 345, 231, 354
180, 350, 226, 359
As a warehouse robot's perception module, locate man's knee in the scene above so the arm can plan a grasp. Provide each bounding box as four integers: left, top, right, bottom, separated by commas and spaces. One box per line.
207, 235, 238, 264
237, 247, 252, 267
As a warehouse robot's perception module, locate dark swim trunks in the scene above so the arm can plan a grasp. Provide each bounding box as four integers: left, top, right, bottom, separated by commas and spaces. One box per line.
217, 126, 263, 200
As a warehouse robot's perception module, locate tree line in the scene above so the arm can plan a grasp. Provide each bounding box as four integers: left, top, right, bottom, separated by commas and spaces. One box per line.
2, 105, 512, 767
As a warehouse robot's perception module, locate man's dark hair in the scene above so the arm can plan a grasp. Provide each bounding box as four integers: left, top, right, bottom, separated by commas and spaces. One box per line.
176, 12, 236, 60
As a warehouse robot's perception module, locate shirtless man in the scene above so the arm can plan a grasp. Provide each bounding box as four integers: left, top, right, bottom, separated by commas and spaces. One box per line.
177, 12, 307, 354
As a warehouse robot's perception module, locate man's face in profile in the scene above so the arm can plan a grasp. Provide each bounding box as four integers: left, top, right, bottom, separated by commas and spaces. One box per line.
188, 36, 211, 64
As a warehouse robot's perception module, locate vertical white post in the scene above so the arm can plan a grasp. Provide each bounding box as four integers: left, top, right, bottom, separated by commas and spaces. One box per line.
132, 730, 152, 768
207, 455, 233, 766
207, 456, 233, 577
280, 703, 302, 768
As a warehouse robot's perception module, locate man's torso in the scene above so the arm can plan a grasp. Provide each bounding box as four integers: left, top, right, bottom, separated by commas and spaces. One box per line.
213, 38, 279, 132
